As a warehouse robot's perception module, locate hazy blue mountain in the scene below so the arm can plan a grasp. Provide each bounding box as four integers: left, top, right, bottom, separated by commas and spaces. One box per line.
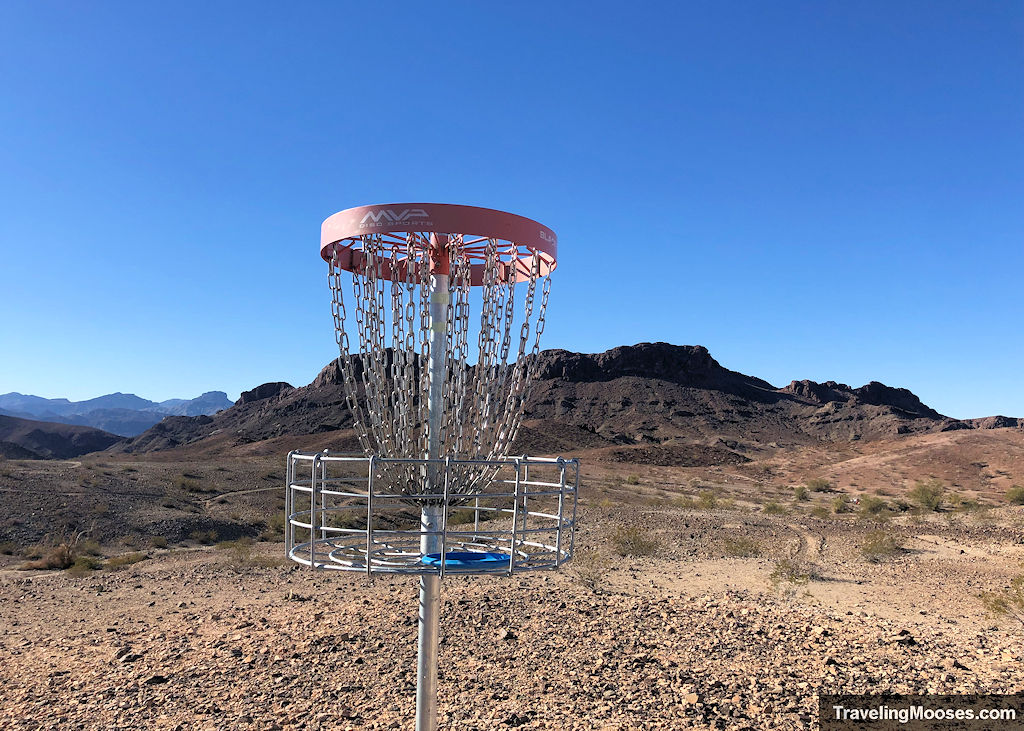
0, 390, 235, 437
156, 391, 233, 416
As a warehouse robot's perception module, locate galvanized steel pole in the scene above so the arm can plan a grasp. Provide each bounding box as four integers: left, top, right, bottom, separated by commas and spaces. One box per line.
416, 235, 449, 731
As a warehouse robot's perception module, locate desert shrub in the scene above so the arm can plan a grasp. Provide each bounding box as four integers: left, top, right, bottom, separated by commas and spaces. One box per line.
121, 466, 137, 473
1006, 486, 1024, 506
860, 530, 903, 563
763, 501, 787, 515
624, 474, 640, 485
793, 485, 809, 501
979, 575, 1024, 627
722, 537, 762, 558
176, 477, 203, 493
909, 479, 946, 512
717, 496, 736, 510
697, 491, 717, 510
673, 495, 696, 509
0, 541, 18, 555
150, 536, 168, 549
106, 552, 147, 570
68, 555, 103, 576
79, 539, 102, 556
768, 559, 819, 599
217, 538, 280, 571
189, 530, 218, 545
449, 508, 479, 525
610, 525, 660, 557
858, 495, 890, 516
806, 478, 832, 493
571, 548, 611, 593
259, 513, 286, 541
810, 505, 830, 519
20, 544, 74, 571
832, 495, 852, 514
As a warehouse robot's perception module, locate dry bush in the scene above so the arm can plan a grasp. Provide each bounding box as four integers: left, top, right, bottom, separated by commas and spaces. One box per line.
150, 536, 169, 549
624, 474, 640, 485
217, 538, 282, 571
793, 485, 809, 501
763, 501, 787, 515
259, 513, 286, 541
570, 548, 611, 593
806, 478, 832, 492
909, 479, 946, 512
19, 528, 94, 571
810, 505, 830, 519
610, 525, 660, 557
860, 530, 904, 563
697, 491, 717, 510
722, 536, 762, 558
0, 541, 18, 556
190, 529, 218, 545
768, 558, 819, 599
979, 575, 1024, 627
1006, 486, 1024, 506
20, 544, 74, 571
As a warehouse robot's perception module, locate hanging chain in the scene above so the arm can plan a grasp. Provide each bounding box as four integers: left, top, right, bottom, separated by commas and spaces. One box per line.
328, 233, 553, 500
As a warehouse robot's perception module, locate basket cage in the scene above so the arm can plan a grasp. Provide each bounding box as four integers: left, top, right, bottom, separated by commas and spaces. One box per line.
285, 451, 578, 576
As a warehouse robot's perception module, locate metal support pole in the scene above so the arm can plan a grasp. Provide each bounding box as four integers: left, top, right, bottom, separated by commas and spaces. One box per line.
416, 235, 449, 731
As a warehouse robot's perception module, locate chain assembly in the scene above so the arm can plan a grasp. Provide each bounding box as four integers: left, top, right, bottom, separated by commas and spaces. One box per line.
328, 231, 551, 502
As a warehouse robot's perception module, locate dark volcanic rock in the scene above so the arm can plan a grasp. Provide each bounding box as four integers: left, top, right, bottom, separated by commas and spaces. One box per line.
237, 382, 294, 405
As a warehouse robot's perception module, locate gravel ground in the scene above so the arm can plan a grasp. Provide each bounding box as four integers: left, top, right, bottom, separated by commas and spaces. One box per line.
2, 524, 1021, 731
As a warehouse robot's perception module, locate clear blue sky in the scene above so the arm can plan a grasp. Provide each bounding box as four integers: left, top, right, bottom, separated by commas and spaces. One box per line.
0, 2, 1020, 419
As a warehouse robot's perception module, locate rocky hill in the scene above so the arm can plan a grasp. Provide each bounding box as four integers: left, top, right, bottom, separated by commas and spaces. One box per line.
111, 343, 1020, 462
0, 414, 122, 459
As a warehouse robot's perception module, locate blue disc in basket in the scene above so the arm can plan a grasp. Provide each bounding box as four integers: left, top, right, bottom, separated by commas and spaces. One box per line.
421, 551, 510, 567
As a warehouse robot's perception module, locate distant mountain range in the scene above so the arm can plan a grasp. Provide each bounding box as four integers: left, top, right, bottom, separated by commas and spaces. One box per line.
0, 391, 233, 437
112, 343, 1021, 461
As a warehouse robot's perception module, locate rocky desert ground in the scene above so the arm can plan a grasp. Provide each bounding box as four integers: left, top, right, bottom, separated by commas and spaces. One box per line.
1, 426, 1023, 730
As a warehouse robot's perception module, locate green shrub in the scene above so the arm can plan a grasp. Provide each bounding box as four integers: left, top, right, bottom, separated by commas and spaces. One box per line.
909, 479, 946, 511
1006, 486, 1024, 505
832, 495, 852, 514
806, 478, 832, 492
793, 485, 809, 501
106, 552, 147, 570
150, 536, 168, 549
858, 495, 890, 516
860, 530, 903, 563
624, 474, 640, 485
763, 501, 787, 515
610, 525, 660, 557
68, 555, 103, 576
810, 505, 830, 519
176, 477, 203, 493
697, 491, 717, 510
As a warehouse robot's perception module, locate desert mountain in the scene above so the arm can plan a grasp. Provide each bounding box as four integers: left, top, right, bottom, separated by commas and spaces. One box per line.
112, 343, 1020, 463
0, 414, 122, 459
0, 390, 234, 437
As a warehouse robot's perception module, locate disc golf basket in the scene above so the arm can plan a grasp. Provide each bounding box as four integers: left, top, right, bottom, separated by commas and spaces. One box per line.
285, 203, 578, 731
